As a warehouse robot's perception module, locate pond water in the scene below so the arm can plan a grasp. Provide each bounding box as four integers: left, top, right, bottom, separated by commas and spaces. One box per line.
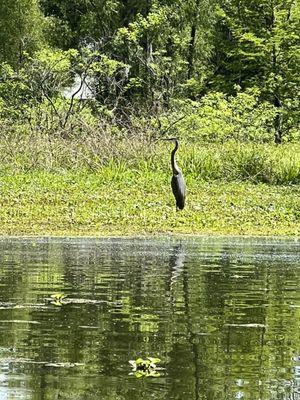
0, 236, 299, 400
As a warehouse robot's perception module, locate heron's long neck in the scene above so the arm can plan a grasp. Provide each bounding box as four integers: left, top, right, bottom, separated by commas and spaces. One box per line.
171, 140, 180, 175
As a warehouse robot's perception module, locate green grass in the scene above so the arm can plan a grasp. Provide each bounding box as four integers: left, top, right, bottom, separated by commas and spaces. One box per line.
0, 169, 299, 236
1, 132, 300, 185
0, 134, 299, 237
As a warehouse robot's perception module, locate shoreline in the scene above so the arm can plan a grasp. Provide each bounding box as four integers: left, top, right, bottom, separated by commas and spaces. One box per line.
0, 232, 299, 239
1, 171, 299, 237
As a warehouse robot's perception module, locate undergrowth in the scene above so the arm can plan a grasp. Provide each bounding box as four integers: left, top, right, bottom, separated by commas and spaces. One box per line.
0, 129, 299, 185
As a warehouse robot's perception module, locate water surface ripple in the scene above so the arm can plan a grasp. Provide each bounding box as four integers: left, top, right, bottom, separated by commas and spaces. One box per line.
0, 236, 299, 400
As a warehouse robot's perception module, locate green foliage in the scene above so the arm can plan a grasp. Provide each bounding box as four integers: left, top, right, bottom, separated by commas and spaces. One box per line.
0, 170, 299, 236
0, 0, 45, 67
50, 293, 67, 306
0, 122, 299, 185
184, 143, 300, 184
163, 89, 277, 143
0, 0, 299, 173
1, 0, 299, 127
0, 62, 31, 120
213, 0, 300, 140
0, 48, 101, 132
50, 293, 67, 300
0, 48, 77, 118
129, 357, 162, 378
37, 0, 217, 112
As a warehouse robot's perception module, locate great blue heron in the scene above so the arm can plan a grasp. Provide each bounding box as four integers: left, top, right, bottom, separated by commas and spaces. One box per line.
162, 138, 186, 210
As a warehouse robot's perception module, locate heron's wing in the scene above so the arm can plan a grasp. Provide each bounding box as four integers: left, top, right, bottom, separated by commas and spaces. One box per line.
171, 173, 186, 201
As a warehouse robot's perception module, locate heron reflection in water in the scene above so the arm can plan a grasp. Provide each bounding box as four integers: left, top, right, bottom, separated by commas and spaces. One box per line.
162, 138, 186, 210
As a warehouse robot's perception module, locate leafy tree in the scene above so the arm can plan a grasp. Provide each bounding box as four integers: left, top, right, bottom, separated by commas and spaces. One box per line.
213, 0, 300, 141
1, 0, 299, 139
40, 0, 121, 49
39, 0, 216, 113
0, 0, 44, 68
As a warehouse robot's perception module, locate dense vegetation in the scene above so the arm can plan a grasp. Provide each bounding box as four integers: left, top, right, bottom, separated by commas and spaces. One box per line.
0, 1, 299, 235
1, 0, 299, 144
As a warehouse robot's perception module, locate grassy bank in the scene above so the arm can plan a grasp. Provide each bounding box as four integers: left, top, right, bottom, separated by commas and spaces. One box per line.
0, 132, 299, 237
0, 169, 299, 236
1, 131, 300, 184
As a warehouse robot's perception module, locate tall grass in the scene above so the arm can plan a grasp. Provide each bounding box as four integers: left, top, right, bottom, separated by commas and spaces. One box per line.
183, 143, 300, 184
0, 125, 299, 185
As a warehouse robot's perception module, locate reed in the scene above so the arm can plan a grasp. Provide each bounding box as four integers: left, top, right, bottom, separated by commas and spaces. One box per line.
0, 126, 299, 185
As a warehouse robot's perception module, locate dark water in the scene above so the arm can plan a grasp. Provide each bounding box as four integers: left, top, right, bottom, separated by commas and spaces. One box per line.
0, 237, 299, 400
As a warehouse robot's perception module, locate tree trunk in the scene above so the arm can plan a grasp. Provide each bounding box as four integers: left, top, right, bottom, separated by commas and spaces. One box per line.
274, 95, 283, 144
187, 24, 197, 79
187, 0, 200, 80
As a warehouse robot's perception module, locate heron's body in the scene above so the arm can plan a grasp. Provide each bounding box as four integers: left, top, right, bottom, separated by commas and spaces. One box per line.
165, 138, 186, 210
171, 173, 185, 210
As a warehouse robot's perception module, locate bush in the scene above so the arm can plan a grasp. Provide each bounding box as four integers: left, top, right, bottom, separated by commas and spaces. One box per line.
163, 89, 278, 143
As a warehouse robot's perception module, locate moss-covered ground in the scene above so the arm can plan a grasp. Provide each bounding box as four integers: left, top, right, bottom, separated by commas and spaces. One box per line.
0, 170, 299, 236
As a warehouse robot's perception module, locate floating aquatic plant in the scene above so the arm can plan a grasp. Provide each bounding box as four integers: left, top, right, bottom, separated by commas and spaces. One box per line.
129, 357, 162, 378
50, 293, 67, 306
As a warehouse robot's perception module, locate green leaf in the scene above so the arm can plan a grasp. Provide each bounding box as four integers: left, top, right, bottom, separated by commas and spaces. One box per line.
50, 300, 63, 307
134, 371, 146, 378
134, 358, 145, 365
147, 357, 161, 364
50, 293, 67, 300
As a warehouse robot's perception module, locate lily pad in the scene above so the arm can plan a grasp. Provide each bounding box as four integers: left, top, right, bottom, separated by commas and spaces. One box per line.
50, 293, 68, 307
50, 293, 67, 301
50, 300, 64, 307
129, 357, 162, 378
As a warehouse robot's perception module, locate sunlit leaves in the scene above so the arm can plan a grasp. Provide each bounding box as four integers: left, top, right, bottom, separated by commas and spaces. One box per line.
129, 357, 162, 378
50, 293, 67, 306
0, 0, 45, 67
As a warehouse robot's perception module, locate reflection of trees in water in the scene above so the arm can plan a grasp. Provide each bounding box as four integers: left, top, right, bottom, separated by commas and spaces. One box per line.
166, 241, 300, 400
0, 239, 299, 399
181, 245, 201, 400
